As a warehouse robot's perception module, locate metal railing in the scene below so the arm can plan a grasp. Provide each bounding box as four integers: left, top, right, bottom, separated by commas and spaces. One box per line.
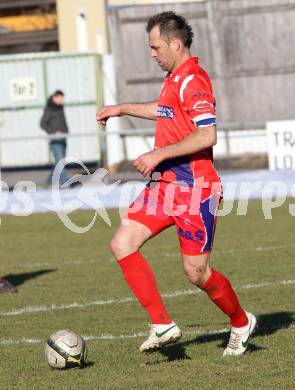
0, 123, 267, 168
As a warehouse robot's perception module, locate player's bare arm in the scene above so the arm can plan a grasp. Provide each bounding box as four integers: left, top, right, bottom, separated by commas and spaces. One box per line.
134, 125, 216, 176
96, 101, 158, 125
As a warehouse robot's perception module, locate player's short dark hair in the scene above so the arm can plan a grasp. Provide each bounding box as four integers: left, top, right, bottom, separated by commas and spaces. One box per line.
146, 11, 194, 49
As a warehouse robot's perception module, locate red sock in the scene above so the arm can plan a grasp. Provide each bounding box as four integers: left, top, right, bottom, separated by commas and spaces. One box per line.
118, 251, 172, 324
199, 268, 248, 327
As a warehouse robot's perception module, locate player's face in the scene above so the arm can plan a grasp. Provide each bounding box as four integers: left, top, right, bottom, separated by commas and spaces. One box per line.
148, 26, 176, 72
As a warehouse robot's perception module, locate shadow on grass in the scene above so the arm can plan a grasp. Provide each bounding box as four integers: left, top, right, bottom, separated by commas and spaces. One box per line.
151, 311, 294, 362
3, 269, 56, 287
187, 311, 294, 350
144, 343, 191, 366
82, 361, 95, 369
158, 343, 191, 362
56, 361, 95, 371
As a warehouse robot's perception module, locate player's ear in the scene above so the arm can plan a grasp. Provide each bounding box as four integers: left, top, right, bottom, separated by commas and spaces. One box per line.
170, 38, 181, 53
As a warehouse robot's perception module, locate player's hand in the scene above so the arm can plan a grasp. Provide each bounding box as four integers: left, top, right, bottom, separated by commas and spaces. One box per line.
96, 105, 122, 126
134, 150, 164, 177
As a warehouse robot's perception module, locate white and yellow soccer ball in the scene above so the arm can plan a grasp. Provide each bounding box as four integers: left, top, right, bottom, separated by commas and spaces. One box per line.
45, 330, 87, 369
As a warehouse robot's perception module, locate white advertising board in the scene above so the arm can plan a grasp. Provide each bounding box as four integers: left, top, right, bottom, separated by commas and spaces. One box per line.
267, 120, 295, 170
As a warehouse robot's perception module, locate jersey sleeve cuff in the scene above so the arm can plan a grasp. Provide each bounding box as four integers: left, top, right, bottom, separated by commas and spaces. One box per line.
194, 116, 216, 127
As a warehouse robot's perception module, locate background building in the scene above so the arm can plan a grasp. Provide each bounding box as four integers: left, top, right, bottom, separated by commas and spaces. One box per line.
56, 0, 201, 53
57, 0, 295, 126
1, 0, 295, 171
0, 0, 58, 54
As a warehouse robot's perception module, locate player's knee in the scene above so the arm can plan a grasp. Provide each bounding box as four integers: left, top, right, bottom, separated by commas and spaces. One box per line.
109, 235, 139, 259
109, 236, 126, 258
185, 265, 209, 286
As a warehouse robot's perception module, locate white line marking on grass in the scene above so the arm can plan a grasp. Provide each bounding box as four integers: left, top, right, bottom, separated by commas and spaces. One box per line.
1, 258, 100, 270
0, 329, 239, 345
1, 323, 294, 346
0, 297, 136, 316
0, 338, 42, 345
2, 242, 295, 271
220, 243, 295, 254
1, 279, 295, 317
163, 242, 295, 257
0, 329, 221, 346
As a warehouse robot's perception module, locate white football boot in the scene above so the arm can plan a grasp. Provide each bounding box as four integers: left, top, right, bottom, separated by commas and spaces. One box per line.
223, 312, 257, 356
139, 322, 182, 353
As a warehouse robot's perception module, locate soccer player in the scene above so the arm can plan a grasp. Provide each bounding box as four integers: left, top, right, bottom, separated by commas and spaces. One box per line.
96, 11, 256, 356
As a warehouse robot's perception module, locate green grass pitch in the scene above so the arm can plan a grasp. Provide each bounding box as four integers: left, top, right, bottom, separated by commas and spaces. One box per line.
0, 200, 295, 389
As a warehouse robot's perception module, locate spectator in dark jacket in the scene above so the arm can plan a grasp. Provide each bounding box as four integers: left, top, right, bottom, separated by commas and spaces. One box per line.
40, 90, 69, 186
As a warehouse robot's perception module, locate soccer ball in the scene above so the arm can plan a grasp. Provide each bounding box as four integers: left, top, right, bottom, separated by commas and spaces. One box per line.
45, 330, 87, 369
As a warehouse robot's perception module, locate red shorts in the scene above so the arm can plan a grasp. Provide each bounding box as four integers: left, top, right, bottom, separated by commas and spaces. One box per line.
126, 181, 221, 255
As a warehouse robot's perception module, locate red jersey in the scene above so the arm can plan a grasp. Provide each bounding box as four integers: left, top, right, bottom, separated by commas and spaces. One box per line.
154, 57, 221, 190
